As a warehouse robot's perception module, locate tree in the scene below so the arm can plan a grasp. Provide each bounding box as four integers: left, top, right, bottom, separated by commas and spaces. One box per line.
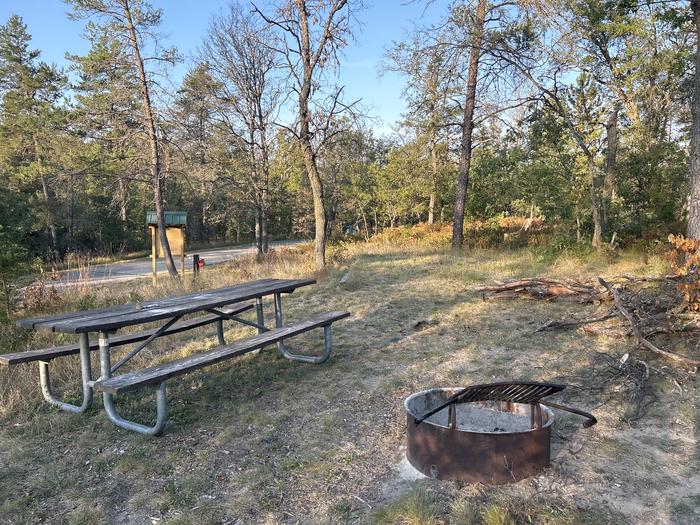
499, 0, 691, 246
690, 0, 700, 239
389, 1, 532, 247
451, 0, 488, 248
169, 64, 224, 244
67, 0, 180, 277
0, 15, 67, 256
68, 28, 144, 247
254, 0, 362, 270
202, 3, 283, 257
385, 33, 450, 224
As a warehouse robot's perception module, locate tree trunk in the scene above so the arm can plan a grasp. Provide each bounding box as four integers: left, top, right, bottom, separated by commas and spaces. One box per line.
255, 209, 263, 255
590, 160, 606, 248
296, 0, 328, 270
689, 0, 700, 239
576, 211, 582, 243
118, 177, 128, 223
255, 204, 269, 257
33, 138, 58, 254
603, 107, 619, 227
261, 207, 269, 254
259, 130, 271, 256
451, 0, 487, 249
39, 174, 58, 254
360, 207, 370, 241
68, 173, 75, 250
301, 147, 328, 270
124, 0, 178, 278
428, 138, 438, 224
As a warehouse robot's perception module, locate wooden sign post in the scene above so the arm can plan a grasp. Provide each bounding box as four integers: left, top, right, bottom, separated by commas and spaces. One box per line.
150, 224, 158, 286
147, 211, 187, 285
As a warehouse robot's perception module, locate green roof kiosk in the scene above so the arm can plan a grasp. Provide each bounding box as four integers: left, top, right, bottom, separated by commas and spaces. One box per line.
147, 211, 187, 285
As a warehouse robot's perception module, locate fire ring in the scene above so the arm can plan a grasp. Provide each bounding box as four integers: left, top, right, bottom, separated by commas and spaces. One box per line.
404, 382, 596, 484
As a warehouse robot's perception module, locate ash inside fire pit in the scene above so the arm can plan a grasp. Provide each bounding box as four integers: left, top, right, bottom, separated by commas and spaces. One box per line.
423, 402, 535, 433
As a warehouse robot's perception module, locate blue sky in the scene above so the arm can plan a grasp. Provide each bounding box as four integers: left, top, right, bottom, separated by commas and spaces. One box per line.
0, 1, 449, 135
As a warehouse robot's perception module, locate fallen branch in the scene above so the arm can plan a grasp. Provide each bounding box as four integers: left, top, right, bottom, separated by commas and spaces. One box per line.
609, 274, 685, 283
598, 278, 700, 366
476, 278, 609, 303
536, 308, 617, 332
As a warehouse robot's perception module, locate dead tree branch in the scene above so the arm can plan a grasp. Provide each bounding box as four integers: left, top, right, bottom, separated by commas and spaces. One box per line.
598, 278, 700, 366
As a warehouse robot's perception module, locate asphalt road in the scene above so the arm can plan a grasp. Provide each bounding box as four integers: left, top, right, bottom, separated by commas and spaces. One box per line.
51, 239, 305, 286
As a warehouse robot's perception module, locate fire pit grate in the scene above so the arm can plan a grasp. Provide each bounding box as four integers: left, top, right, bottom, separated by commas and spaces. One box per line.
404, 381, 597, 484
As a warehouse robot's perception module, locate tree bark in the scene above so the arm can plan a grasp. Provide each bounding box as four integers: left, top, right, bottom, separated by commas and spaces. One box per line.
33, 137, 58, 254
429, 138, 438, 224
452, 0, 487, 249
590, 159, 606, 248
123, 0, 178, 277
255, 203, 269, 257
260, 208, 270, 255
296, 0, 329, 270
689, 0, 700, 239
39, 174, 58, 254
603, 107, 618, 227
117, 177, 128, 223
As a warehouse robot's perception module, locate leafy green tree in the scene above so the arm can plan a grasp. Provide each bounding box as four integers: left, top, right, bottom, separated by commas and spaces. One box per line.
0, 14, 68, 256
169, 64, 226, 244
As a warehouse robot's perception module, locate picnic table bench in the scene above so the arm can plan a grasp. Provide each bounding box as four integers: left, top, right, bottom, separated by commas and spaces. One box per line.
5, 278, 350, 436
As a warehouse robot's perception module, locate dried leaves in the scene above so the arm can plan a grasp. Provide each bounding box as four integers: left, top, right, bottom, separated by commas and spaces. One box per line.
668, 234, 700, 311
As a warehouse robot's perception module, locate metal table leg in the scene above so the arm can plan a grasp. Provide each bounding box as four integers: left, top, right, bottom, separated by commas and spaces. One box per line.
38, 332, 93, 413
255, 297, 265, 334
207, 300, 267, 348
216, 319, 226, 345
98, 331, 167, 436
273, 292, 333, 364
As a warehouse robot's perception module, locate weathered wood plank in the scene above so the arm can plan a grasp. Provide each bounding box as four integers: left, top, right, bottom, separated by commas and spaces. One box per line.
64, 279, 314, 334
1, 304, 254, 366
18, 279, 315, 334
94, 311, 350, 394
16, 279, 278, 331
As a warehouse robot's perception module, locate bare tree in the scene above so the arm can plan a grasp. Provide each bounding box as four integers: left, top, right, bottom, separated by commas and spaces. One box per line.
202, 3, 282, 256
689, 0, 700, 239
254, 0, 362, 270
452, 0, 488, 248
68, 0, 179, 277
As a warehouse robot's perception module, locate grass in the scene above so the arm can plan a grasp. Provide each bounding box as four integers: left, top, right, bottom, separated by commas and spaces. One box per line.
0, 226, 697, 524
371, 486, 439, 524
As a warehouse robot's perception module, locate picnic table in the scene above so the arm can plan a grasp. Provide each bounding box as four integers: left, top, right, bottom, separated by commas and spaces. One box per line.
4, 278, 349, 436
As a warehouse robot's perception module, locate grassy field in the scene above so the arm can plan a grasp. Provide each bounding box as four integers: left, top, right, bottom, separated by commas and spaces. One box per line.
1, 229, 698, 524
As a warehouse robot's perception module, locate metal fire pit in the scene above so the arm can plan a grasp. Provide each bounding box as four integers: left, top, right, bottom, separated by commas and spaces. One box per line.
404, 382, 596, 484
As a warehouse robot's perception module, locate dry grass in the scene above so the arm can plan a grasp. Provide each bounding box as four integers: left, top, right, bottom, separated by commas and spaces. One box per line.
0, 230, 697, 524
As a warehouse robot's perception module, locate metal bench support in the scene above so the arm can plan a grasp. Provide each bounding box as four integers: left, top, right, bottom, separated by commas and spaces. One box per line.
210, 302, 267, 347
216, 319, 226, 345
98, 331, 167, 436
38, 332, 93, 413
255, 297, 265, 334
273, 293, 333, 364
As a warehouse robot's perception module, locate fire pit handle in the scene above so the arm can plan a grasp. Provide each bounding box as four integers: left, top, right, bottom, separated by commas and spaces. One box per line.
539, 401, 597, 428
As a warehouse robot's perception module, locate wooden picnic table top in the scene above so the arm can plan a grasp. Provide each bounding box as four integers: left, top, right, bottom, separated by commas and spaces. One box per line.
17, 278, 316, 334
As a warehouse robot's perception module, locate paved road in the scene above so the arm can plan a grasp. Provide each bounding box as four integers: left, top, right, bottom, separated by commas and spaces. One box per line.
50, 240, 306, 286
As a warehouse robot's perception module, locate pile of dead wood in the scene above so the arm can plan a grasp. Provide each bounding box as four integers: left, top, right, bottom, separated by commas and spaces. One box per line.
476, 277, 611, 303
476, 274, 700, 367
